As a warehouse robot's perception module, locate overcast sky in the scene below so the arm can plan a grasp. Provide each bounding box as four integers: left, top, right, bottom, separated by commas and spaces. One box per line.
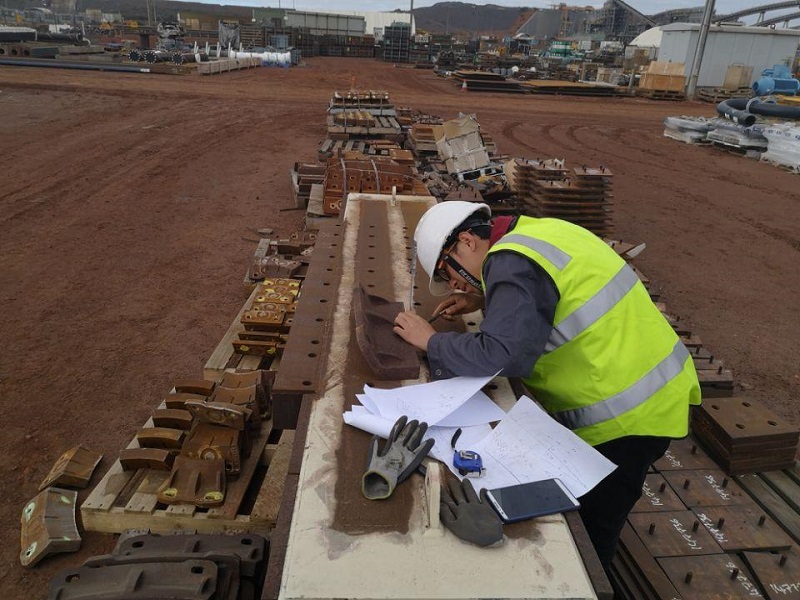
220, 2, 765, 15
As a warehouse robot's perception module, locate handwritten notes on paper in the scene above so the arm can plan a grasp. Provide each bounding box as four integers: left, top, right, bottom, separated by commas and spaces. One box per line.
344, 374, 504, 466
343, 377, 616, 498
470, 396, 617, 498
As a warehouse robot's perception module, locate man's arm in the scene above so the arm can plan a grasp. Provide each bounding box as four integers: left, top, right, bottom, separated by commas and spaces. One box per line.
427, 252, 558, 379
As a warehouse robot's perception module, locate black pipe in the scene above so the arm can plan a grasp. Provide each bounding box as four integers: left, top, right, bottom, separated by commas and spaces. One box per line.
715, 99, 756, 126
176, 52, 208, 64
34, 32, 86, 44
718, 97, 800, 122
0, 58, 151, 73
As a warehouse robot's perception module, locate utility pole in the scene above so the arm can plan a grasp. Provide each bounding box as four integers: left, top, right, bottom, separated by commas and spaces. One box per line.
686, 0, 715, 100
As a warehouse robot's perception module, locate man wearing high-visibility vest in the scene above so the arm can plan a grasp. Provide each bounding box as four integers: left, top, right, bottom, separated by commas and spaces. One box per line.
394, 201, 701, 571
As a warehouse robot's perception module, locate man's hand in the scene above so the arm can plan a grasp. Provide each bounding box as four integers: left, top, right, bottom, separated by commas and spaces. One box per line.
394, 311, 436, 351
432, 293, 485, 321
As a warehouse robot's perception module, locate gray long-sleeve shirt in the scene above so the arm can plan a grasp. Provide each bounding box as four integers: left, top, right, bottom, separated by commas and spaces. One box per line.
427, 251, 560, 380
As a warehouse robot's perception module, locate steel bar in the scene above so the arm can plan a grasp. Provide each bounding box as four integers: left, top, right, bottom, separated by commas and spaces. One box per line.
0, 58, 151, 73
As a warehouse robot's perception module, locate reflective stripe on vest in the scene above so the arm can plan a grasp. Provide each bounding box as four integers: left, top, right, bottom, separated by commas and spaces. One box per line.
550, 340, 690, 430
545, 264, 640, 352
498, 234, 572, 270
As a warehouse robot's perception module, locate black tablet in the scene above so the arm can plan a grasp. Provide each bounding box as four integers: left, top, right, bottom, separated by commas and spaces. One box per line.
484, 478, 581, 523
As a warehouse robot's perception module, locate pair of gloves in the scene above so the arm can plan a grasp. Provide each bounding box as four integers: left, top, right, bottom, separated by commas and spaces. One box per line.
362, 415, 503, 548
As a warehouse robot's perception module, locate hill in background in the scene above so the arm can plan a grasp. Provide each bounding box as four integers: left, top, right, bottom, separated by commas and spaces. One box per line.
10, 0, 534, 36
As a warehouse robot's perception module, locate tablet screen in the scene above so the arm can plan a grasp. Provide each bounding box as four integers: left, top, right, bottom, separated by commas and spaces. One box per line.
486, 478, 580, 523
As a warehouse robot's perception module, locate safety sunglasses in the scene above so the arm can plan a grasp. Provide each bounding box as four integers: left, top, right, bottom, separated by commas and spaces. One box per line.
434, 240, 459, 282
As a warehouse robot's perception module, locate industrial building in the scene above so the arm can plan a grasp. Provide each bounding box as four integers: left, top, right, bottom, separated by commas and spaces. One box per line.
653, 23, 800, 88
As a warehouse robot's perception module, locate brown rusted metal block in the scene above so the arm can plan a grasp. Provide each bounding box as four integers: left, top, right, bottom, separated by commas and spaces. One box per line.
136, 427, 185, 450
221, 369, 267, 398
692, 505, 795, 552
182, 423, 242, 476
691, 398, 800, 474
632, 473, 687, 513
49, 559, 218, 599
742, 550, 799, 599
653, 436, 719, 471
233, 337, 283, 357
658, 554, 762, 599
185, 400, 251, 431
272, 222, 341, 429
212, 385, 262, 423
663, 469, 754, 508
174, 379, 216, 397
254, 279, 300, 304
250, 256, 302, 280
628, 510, 725, 557
158, 455, 226, 507
112, 532, 267, 578
241, 304, 287, 330
83, 553, 240, 600
152, 409, 193, 431
221, 369, 270, 418
20, 487, 81, 567
164, 392, 207, 410
38, 445, 103, 491
352, 284, 420, 381
119, 448, 175, 471
613, 522, 683, 600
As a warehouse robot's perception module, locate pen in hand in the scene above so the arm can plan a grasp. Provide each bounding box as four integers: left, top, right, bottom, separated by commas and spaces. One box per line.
428, 310, 447, 324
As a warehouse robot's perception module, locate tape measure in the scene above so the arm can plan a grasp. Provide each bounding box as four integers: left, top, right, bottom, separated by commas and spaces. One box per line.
451, 428, 485, 478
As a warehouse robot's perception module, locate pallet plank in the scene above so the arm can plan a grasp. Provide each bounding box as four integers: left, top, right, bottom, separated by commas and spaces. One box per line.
82, 420, 275, 533
204, 286, 261, 382
250, 430, 294, 526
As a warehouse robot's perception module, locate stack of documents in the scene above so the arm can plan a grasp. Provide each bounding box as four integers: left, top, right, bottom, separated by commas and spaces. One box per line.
344, 374, 504, 468
344, 376, 617, 498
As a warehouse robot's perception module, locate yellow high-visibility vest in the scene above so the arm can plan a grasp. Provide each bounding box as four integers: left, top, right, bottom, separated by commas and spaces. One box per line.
486, 217, 701, 446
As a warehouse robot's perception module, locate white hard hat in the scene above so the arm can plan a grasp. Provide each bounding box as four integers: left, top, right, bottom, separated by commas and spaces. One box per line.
414, 201, 491, 296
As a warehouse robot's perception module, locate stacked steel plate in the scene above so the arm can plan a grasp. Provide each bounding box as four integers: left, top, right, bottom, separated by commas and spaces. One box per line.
512, 159, 614, 237
691, 398, 799, 475
48, 532, 267, 600
611, 436, 798, 600
321, 156, 427, 215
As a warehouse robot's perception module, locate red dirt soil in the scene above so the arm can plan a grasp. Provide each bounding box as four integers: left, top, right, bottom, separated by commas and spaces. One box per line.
1, 58, 798, 597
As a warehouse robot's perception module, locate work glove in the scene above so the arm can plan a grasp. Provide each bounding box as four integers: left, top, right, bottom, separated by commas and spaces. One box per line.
440, 478, 504, 548
362, 416, 435, 500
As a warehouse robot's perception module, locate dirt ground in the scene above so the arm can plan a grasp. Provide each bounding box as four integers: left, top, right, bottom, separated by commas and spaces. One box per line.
1, 58, 798, 597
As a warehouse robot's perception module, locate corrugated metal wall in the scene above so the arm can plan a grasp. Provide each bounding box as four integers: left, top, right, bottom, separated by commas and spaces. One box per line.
660, 27, 800, 87
284, 12, 365, 36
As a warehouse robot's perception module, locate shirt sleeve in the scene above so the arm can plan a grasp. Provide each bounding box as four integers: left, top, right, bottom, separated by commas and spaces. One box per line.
427, 251, 559, 380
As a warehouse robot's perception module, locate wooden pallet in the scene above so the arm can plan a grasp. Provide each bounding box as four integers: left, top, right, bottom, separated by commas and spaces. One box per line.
81, 413, 294, 534
637, 88, 686, 101
197, 57, 261, 75
203, 286, 265, 382
759, 155, 800, 174
697, 87, 752, 103
710, 141, 764, 159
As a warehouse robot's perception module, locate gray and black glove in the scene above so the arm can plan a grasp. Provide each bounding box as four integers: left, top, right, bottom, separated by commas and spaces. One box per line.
362, 416, 435, 500
441, 478, 504, 547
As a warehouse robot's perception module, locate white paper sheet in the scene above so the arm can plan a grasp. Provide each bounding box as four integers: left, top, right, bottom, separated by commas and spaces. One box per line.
469, 396, 617, 498
361, 374, 495, 424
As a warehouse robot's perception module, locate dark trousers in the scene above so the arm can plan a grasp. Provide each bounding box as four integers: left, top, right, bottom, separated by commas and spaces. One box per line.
578, 436, 670, 572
